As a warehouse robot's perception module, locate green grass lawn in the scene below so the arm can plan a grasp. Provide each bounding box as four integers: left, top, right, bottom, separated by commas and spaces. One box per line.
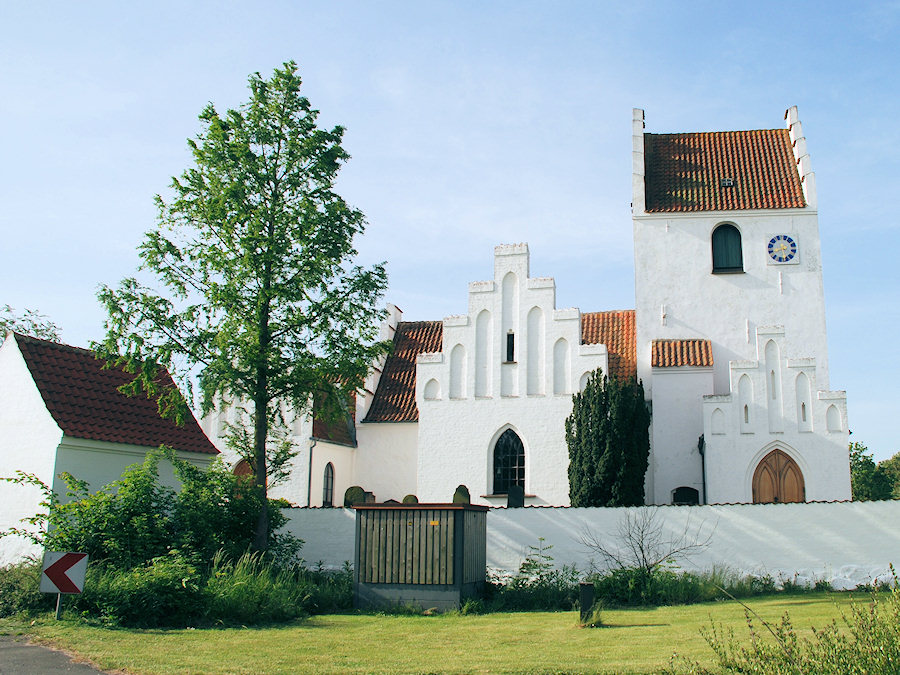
1, 594, 860, 674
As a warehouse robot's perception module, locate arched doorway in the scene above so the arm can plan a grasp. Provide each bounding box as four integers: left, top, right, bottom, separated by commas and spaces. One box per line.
752, 449, 805, 503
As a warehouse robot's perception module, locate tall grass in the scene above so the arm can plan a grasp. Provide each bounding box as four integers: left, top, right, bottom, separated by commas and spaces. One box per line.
0, 551, 353, 627
671, 580, 900, 674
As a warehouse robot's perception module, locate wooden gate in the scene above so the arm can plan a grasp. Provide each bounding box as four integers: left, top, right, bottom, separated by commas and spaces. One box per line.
752, 449, 805, 503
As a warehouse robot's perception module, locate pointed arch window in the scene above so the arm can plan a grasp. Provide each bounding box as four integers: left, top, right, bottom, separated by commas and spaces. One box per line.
493, 429, 525, 495
322, 463, 335, 507
712, 223, 743, 273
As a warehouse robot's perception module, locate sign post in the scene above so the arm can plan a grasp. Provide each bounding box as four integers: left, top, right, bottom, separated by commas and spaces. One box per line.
40, 552, 88, 620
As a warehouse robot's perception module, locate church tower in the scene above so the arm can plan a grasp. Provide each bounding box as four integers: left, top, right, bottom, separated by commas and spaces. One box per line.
631, 107, 850, 505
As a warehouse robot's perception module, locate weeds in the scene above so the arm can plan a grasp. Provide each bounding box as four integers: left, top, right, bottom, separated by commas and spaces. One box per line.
670, 569, 900, 674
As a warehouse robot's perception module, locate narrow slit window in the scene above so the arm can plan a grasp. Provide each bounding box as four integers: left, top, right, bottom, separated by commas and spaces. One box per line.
322, 463, 334, 507
743, 405, 749, 424
506, 332, 515, 362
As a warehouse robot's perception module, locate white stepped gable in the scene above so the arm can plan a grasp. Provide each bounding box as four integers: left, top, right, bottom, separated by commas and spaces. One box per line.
701, 326, 850, 504
414, 244, 609, 506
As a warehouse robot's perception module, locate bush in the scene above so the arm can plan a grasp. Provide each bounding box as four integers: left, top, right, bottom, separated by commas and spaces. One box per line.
0, 561, 55, 617
9, 448, 301, 570
486, 538, 581, 611
63, 552, 352, 628
73, 550, 205, 627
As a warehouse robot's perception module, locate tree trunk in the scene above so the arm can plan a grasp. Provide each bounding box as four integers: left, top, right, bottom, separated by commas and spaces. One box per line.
252, 299, 271, 551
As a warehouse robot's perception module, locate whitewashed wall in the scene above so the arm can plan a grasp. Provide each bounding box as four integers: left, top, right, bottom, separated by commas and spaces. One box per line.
0, 336, 63, 565
283, 501, 900, 589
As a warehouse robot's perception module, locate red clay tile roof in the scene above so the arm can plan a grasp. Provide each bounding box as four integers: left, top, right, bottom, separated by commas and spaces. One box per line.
644, 129, 806, 212
651, 339, 713, 368
581, 310, 637, 381
14, 333, 218, 454
364, 321, 443, 423
312, 390, 357, 445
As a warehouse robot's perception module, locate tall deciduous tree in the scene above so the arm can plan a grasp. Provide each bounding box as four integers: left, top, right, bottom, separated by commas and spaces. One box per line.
849, 442, 894, 501
97, 62, 390, 550
566, 368, 650, 507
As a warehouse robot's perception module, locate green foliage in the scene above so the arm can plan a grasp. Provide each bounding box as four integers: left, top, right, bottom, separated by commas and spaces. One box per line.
65, 552, 353, 628
95, 61, 390, 549
566, 368, 651, 506
0, 304, 61, 341
452, 484, 470, 504
0, 561, 55, 616
849, 442, 894, 501
877, 451, 900, 499
486, 538, 581, 611
344, 485, 365, 507
72, 549, 205, 627
672, 581, 900, 674
204, 552, 312, 625
6, 448, 300, 569
401, 494, 419, 504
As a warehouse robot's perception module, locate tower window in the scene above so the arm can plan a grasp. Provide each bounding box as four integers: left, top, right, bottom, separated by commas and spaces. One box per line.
712, 224, 743, 273
506, 332, 515, 362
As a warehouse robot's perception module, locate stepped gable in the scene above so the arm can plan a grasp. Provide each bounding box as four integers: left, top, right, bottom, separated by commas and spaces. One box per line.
580, 310, 636, 381
651, 339, 713, 368
644, 129, 806, 212
13, 333, 218, 454
364, 321, 443, 422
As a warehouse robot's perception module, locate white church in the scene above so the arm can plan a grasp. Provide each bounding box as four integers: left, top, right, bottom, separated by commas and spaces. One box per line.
204, 106, 850, 508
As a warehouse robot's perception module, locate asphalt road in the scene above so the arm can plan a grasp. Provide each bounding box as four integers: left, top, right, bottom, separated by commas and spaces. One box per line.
0, 635, 107, 674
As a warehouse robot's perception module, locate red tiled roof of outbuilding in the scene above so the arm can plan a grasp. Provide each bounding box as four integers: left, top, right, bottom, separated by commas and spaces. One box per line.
644, 129, 806, 212
13, 333, 218, 454
651, 339, 713, 368
581, 310, 637, 381
364, 321, 443, 423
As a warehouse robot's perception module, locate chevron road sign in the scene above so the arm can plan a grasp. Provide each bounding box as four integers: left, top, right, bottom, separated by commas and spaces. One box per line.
40, 552, 88, 594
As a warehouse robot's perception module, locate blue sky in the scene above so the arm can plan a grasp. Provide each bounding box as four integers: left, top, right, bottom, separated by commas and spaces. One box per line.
1, 2, 897, 459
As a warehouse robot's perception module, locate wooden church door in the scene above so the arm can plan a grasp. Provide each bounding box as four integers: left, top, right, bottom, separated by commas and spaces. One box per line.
752, 449, 805, 503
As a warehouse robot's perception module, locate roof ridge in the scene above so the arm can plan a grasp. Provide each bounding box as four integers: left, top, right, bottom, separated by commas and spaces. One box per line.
647, 128, 786, 136
13, 331, 98, 356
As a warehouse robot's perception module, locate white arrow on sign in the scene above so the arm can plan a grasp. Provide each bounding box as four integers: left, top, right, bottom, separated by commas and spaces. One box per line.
40, 551, 89, 594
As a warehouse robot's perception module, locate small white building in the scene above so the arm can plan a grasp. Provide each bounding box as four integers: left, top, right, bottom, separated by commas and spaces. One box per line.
210, 106, 851, 508
0, 332, 218, 564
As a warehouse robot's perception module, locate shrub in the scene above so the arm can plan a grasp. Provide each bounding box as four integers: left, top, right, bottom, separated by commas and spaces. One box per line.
6, 448, 301, 571
73, 549, 205, 627
0, 560, 55, 617
487, 538, 581, 611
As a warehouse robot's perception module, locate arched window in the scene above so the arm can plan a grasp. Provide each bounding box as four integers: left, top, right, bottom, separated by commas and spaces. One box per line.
711, 224, 743, 273
493, 429, 525, 495
322, 463, 335, 507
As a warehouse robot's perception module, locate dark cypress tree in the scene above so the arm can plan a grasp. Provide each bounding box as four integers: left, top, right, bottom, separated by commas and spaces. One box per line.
566, 368, 650, 507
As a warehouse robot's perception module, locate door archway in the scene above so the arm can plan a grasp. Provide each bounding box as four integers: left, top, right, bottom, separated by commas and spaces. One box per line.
752, 449, 805, 503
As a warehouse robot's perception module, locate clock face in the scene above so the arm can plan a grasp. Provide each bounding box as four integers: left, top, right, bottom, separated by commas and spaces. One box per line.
767, 235, 797, 263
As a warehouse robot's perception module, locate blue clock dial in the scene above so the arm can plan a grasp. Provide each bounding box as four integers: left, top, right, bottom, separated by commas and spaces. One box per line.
768, 235, 797, 263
